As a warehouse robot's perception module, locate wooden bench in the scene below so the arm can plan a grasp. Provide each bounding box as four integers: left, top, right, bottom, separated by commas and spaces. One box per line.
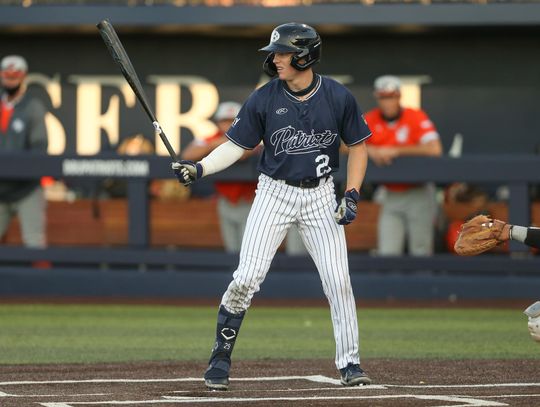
3, 199, 540, 252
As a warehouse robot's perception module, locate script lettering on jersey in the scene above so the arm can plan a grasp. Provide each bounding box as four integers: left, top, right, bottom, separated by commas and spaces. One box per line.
270, 126, 337, 155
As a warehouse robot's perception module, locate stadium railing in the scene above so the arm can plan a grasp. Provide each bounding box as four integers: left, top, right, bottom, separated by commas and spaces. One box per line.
0, 153, 539, 273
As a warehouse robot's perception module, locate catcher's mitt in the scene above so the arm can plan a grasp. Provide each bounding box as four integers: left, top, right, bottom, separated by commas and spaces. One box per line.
454, 215, 509, 256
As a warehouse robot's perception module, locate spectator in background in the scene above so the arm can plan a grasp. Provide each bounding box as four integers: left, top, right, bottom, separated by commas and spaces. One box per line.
182, 101, 307, 254
102, 134, 189, 201
365, 75, 442, 256
0, 55, 48, 248
182, 102, 257, 253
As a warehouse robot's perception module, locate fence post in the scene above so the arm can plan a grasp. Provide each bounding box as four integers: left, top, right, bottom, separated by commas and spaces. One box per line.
127, 179, 149, 247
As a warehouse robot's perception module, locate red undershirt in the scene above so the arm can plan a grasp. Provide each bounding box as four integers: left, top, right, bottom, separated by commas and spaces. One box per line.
0, 101, 14, 133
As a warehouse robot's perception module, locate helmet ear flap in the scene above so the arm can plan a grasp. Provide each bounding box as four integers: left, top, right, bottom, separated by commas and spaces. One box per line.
290, 41, 321, 71
263, 53, 277, 77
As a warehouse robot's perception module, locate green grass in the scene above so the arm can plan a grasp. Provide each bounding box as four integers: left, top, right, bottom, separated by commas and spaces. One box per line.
0, 304, 537, 364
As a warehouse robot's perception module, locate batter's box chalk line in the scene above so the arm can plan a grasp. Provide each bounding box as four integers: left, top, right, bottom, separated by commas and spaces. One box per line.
0, 389, 111, 398
40, 394, 509, 406
3, 376, 538, 407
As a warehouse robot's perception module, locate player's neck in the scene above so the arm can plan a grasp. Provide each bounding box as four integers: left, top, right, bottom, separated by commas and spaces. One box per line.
3, 84, 26, 104
284, 70, 316, 98
380, 107, 402, 122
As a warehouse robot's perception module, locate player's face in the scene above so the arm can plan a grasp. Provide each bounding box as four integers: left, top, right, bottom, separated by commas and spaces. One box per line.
273, 52, 297, 81
0, 70, 25, 89
375, 92, 401, 118
217, 118, 235, 133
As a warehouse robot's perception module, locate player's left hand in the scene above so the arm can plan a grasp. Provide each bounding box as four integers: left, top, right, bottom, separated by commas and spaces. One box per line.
334, 188, 359, 225
172, 160, 203, 186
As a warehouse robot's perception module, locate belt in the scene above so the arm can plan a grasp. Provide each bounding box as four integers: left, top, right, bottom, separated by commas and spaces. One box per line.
283, 176, 329, 189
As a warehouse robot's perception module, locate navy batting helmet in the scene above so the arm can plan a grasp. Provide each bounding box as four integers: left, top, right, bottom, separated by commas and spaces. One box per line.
259, 23, 321, 77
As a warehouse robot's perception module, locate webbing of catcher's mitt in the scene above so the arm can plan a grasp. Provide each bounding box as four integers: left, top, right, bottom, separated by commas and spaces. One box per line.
454, 214, 507, 256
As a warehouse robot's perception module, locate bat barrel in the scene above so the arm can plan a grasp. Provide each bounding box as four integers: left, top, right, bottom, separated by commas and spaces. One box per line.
97, 19, 178, 161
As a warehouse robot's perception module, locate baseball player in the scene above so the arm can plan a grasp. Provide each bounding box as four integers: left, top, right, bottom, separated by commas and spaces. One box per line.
493, 223, 540, 343
365, 75, 442, 256
173, 23, 372, 390
454, 217, 540, 343
181, 101, 258, 253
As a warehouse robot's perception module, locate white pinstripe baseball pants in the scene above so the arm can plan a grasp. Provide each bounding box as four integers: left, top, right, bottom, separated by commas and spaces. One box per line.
221, 173, 361, 369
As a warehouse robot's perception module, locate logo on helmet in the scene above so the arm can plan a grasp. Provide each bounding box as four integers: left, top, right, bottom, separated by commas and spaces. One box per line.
270, 30, 280, 43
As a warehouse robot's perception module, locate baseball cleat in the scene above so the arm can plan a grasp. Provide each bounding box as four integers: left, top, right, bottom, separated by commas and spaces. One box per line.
204, 376, 229, 391
204, 360, 231, 391
339, 363, 372, 386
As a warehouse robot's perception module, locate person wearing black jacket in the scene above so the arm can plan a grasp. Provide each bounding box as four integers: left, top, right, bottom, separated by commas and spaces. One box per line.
0, 55, 48, 247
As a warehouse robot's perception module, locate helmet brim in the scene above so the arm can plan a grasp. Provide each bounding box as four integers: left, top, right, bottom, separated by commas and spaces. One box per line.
259, 43, 300, 53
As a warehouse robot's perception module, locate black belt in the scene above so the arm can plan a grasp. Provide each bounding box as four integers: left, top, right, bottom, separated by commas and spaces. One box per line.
284, 176, 329, 189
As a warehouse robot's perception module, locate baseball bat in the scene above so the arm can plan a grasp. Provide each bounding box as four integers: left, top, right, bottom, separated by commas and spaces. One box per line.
96, 19, 178, 161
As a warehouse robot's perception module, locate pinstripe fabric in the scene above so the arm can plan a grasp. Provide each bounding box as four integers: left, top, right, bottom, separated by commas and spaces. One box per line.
221, 174, 361, 369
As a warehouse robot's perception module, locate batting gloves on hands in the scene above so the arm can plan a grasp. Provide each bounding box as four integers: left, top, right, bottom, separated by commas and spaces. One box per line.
334, 188, 359, 225
172, 160, 203, 186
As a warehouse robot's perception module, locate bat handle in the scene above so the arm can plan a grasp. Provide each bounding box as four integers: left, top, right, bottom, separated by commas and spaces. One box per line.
152, 121, 178, 161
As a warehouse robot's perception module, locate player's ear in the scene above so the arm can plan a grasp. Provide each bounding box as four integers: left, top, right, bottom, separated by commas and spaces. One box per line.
296, 57, 307, 67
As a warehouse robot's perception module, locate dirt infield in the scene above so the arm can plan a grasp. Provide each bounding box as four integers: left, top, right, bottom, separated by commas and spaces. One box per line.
1, 359, 540, 406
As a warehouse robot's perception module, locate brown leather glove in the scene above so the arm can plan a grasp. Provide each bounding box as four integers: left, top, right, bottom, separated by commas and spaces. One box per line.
454, 214, 509, 256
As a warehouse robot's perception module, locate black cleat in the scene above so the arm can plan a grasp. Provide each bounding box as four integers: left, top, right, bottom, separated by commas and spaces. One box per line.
204, 376, 229, 391
204, 360, 230, 391
339, 363, 372, 386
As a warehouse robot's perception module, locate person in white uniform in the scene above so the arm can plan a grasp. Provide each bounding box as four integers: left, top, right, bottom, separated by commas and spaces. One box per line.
173, 23, 372, 390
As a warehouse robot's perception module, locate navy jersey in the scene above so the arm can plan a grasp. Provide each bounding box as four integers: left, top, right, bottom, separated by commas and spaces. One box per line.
226, 75, 371, 181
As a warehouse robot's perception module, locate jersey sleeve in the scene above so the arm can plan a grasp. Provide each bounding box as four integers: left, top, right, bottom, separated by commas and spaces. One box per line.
415, 110, 439, 144
340, 91, 372, 146
225, 92, 264, 150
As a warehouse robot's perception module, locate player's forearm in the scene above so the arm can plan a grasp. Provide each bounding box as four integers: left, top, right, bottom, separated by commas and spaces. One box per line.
345, 142, 368, 191
394, 139, 442, 157
510, 225, 540, 250
199, 140, 245, 176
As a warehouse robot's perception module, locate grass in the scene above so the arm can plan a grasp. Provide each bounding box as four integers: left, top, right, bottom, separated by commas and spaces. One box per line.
0, 304, 538, 364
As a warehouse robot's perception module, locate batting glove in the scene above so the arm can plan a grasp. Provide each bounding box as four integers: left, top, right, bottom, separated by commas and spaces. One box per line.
172, 160, 203, 186
334, 188, 359, 225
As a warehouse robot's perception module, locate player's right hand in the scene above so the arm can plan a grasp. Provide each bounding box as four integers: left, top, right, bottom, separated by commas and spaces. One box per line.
334, 188, 359, 225
172, 160, 203, 186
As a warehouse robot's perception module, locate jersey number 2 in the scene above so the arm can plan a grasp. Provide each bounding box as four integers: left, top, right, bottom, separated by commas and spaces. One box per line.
315, 154, 331, 177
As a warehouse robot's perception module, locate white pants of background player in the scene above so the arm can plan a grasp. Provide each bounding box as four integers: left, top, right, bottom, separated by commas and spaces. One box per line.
221, 173, 361, 369
0, 187, 46, 248
218, 196, 308, 255
377, 183, 436, 256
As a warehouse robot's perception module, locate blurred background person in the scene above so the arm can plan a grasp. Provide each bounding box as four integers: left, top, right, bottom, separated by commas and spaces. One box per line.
103, 134, 189, 201
181, 101, 307, 255
182, 101, 308, 254
181, 101, 257, 253
365, 75, 442, 256
0, 55, 48, 249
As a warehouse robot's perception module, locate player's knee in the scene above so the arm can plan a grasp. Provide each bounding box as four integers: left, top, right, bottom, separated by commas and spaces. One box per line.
227, 278, 258, 300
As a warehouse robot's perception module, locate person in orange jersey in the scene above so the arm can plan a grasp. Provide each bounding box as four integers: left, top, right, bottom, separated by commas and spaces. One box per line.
365, 75, 442, 256
181, 102, 259, 253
